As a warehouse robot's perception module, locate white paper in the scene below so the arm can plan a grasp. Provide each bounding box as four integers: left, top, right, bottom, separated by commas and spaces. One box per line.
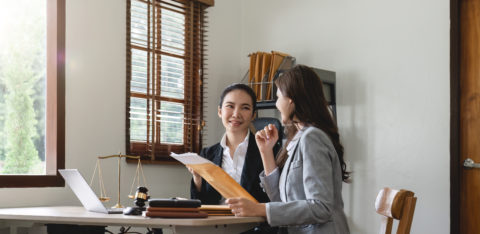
170, 152, 214, 165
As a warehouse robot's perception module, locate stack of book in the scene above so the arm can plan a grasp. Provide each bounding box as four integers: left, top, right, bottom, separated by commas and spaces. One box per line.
145, 198, 207, 218
199, 205, 234, 216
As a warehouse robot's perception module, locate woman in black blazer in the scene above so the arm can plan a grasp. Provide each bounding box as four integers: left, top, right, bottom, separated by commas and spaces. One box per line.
189, 83, 270, 204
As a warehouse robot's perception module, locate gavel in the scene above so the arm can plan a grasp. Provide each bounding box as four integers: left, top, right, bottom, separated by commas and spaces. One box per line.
123, 186, 149, 215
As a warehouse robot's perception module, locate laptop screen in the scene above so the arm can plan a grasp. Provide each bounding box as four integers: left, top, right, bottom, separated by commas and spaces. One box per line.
59, 169, 109, 213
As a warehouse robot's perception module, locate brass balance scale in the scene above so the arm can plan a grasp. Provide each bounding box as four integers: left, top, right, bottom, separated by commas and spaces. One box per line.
89, 153, 148, 208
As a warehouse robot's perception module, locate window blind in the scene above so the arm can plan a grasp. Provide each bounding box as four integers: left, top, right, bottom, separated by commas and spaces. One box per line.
126, 0, 209, 163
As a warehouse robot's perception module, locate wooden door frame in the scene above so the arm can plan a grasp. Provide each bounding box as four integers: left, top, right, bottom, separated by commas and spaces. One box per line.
450, 0, 460, 233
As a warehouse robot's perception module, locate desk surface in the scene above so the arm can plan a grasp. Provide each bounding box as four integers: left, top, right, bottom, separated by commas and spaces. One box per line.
0, 206, 264, 228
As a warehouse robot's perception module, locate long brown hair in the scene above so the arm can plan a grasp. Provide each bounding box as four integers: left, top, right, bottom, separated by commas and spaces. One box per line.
275, 65, 349, 182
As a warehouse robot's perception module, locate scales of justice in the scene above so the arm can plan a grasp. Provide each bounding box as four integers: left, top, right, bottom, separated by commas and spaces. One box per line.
89, 153, 148, 209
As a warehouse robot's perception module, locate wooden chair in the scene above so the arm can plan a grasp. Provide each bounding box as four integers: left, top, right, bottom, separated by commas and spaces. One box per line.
375, 187, 417, 234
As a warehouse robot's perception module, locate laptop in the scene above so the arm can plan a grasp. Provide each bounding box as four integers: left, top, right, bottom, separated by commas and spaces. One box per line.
59, 169, 124, 214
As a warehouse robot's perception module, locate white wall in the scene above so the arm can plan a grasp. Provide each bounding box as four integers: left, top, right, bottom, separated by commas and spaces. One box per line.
203, 0, 243, 145
219, 0, 449, 233
0, 0, 450, 233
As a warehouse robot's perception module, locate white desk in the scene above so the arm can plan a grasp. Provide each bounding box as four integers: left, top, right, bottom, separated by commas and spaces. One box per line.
0, 206, 265, 234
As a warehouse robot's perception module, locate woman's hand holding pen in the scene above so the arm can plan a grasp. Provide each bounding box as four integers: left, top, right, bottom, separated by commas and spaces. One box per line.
255, 124, 279, 175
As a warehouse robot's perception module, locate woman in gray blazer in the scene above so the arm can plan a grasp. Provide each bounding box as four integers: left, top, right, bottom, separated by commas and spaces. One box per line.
227, 65, 350, 234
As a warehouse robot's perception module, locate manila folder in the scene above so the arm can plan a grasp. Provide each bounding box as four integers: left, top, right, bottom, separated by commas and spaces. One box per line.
171, 152, 258, 203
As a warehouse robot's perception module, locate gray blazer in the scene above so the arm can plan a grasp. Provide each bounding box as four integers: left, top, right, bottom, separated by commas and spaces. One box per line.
260, 126, 349, 234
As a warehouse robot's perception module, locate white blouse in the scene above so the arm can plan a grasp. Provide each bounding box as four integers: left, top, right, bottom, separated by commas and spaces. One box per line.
219, 130, 250, 184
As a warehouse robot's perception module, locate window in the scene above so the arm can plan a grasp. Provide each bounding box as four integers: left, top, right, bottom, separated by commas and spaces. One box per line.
0, 0, 65, 187
127, 0, 212, 163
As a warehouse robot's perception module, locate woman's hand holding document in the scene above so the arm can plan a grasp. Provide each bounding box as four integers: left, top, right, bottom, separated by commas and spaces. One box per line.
171, 152, 258, 203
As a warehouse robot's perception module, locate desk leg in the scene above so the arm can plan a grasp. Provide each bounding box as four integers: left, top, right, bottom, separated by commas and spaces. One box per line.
171, 223, 257, 234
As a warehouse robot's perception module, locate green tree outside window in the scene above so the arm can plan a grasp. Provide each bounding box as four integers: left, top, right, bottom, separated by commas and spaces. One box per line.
0, 0, 46, 174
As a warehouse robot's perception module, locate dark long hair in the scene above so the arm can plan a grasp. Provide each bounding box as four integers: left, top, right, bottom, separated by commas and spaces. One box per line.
275, 65, 349, 182
218, 83, 257, 116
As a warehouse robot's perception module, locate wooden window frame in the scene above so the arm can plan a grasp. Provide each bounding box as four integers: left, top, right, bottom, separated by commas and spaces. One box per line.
0, 0, 65, 188
126, 0, 211, 164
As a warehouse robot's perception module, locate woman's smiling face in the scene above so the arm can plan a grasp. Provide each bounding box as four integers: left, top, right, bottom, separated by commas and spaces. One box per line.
218, 89, 255, 133
276, 88, 294, 124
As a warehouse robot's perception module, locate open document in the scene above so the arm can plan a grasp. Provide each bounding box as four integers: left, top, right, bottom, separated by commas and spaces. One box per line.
171, 152, 258, 203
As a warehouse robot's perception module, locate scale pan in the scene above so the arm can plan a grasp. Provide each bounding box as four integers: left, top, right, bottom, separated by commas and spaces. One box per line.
99, 197, 110, 202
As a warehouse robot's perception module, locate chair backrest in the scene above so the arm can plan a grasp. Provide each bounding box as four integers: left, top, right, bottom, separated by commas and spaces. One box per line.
251, 117, 283, 153
375, 187, 417, 234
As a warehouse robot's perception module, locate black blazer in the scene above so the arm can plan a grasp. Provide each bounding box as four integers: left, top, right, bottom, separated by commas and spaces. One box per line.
190, 132, 271, 204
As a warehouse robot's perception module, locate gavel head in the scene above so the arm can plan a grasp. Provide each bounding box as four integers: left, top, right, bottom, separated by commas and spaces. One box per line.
134, 186, 149, 207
